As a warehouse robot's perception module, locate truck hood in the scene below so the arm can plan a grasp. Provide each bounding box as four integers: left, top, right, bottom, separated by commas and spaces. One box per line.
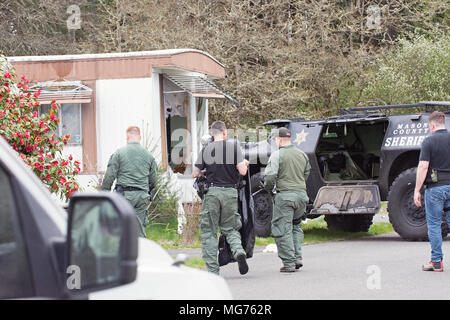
89, 238, 232, 300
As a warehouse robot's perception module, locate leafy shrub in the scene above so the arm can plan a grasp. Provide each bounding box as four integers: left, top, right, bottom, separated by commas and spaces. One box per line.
147, 166, 180, 225
0, 56, 80, 201
362, 33, 450, 106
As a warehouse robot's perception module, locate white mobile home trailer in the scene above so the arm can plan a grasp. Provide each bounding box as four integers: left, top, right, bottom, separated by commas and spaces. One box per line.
9, 49, 230, 202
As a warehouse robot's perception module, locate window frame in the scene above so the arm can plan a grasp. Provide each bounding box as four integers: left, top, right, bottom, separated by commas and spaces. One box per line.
40, 103, 83, 145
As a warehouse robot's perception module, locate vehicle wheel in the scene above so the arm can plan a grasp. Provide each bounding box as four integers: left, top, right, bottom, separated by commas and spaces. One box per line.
324, 214, 374, 232
250, 172, 264, 193
250, 173, 273, 238
387, 168, 428, 240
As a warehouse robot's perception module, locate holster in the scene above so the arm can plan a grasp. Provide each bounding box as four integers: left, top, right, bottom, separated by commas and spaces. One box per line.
193, 176, 210, 200
114, 184, 124, 196
426, 169, 450, 185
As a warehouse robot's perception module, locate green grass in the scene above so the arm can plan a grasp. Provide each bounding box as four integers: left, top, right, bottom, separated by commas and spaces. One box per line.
255, 216, 394, 246
145, 221, 181, 248
184, 257, 206, 269
379, 201, 388, 214
145, 217, 202, 249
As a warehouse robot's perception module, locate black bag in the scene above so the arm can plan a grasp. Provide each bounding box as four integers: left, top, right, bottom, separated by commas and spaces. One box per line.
218, 234, 233, 266
218, 170, 256, 266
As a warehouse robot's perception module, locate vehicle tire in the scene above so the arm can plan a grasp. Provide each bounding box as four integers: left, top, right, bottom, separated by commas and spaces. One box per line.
324, 214, 374, 232
387, 168, 428, 240
250, 172, 264, 193
250, 173, 273, 238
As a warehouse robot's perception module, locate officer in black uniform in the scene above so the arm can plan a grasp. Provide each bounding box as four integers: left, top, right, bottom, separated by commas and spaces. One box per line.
192, 121, 249, 275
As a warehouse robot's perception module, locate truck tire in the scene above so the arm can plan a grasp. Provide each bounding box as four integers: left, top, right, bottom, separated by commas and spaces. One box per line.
387, 168, 428, 240
250, 173, 273, 238
324, 214, 374, 232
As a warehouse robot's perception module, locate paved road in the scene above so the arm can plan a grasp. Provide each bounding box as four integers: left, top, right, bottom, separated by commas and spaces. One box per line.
169, 233, 450, 300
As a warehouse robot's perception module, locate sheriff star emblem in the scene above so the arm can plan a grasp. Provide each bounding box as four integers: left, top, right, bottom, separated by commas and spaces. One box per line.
294, 129, 309, 145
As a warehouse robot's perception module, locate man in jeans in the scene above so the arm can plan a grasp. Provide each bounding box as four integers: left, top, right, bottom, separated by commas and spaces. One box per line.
414, 111, 450, 272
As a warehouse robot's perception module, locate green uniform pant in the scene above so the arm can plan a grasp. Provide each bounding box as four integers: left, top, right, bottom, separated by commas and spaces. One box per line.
200, 187, 245, 274
272, 191, 308, 269
124, 190, 150, 237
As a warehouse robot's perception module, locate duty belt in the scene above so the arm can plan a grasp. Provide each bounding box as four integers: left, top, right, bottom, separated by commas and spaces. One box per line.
209, 183, 238, 189
436, 170, 450, 180
426, 170, 450, 187
118, 185, 145, 192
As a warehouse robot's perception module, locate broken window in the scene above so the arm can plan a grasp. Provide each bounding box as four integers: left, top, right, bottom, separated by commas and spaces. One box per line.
41, 103, 82, 145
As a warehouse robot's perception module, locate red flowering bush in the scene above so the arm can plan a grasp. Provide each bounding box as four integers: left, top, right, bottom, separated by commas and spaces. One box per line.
0, 56, 80, 201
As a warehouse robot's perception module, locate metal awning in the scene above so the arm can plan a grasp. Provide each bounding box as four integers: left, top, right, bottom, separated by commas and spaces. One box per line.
28, 80, 93, 104
164, 74, 239, 106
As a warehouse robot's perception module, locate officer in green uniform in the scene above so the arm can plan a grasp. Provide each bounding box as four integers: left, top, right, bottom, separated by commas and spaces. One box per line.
264, 127, 311, 272
102, 126, 157, 237
192, 121, 249, 275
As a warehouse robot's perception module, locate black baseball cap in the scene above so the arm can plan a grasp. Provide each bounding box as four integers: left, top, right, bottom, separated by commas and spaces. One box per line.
274, 127, 291, 138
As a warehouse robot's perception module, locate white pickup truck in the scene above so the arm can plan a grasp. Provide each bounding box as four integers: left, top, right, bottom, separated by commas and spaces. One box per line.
0, 137, 232, 299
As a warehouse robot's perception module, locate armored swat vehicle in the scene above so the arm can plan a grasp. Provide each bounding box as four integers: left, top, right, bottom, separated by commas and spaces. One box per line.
245, 101, 450, 241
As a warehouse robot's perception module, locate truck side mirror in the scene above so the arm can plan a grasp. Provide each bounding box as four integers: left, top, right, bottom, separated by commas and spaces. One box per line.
65, 192, 138, 296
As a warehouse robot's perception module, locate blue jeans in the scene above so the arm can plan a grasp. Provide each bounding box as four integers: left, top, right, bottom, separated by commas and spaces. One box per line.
425, 185, 450, 262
